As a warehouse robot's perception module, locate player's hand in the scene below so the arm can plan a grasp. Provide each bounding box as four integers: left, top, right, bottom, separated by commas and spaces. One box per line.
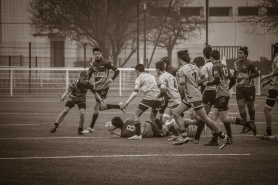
261, 79, 271, 88
60, 96, 65, 102
241, 74, 250, 79
108, 78, 114, 84
203, 81, 208, 86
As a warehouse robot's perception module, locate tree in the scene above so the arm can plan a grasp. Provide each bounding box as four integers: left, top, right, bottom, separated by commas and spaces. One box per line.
237, 0, 278, 35
29, 0, 139, 66
146, 0, 205, 67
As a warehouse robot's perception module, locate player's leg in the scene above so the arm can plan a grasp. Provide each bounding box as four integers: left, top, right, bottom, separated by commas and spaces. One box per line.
204, 107, 220, 146
194, 103, 212, 142
246, 86, 256, 132
148, 121, 164, 137
159, 96, 169, 121
50, 101, 73, 133
77, 102, 86, 135
236, 87, 248, 133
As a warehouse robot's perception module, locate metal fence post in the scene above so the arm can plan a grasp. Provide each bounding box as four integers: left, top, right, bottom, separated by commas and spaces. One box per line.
66, 69, 69, 90
10, 69, 13, 97
119, 69, 122, 96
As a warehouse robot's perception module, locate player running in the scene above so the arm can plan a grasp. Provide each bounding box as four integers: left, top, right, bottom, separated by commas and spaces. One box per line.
234, 46, 259, 133
104, 116, 166, 138
49, 71, 106, 135
83, 47, 122, 134
172, 50, 230, 149
258, 43, 278, 140
122, 64, 162, 140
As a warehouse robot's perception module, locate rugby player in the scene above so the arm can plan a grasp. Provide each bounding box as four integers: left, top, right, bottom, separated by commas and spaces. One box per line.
259, 43, 278, 140
49, 71, 106, 135
172, 50, 230, 149
122, 64, 162, 140
234, 47, 259, 133
83, 47, 122, 134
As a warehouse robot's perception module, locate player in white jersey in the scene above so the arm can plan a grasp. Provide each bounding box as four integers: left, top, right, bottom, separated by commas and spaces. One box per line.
259, 44, 278, 140
172, 50, 230, 149
122, 64, 162, 140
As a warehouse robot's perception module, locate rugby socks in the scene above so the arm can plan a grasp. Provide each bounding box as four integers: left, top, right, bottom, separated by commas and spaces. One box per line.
90, 113, 99, 129
194, 120, 205, 140
211, 132, 218, 142
223, 123, 232, 139
169, 125, 179, 136
249, 110, 255, 122
266, 127, 272, 136
217, 131, 225, 139
106, 104, 120, 109
53, 123, 59, 128
134, 122, 141, 136
240, 112, 247, 123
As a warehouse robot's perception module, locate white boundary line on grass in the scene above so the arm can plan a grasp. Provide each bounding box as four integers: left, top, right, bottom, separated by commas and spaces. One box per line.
0, 154, 251, 160
0, 136, 109, 140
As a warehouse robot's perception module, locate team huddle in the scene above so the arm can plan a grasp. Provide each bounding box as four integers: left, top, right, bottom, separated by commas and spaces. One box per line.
49, 44, 278, 149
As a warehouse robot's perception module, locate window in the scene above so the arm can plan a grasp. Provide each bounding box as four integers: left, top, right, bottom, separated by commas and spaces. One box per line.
209, 7, 231, 16
180, 7, 202, 17
267, 7, 278, 16
238, 7, 258, 16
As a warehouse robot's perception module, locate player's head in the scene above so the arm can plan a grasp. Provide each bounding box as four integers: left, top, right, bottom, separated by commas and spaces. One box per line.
238, 46, 248, 60
93, 47, 102, 60
161, 56, 170, 68
274, 43, 278, 57
79, 71, 89, 84
135, 64, 145, 73
155, 61, 165, 75
177, 50, 190, 65
210, 50, 220, 63
203, 46, 212, 60
111, 116, 124, 129
193, 57, 205, 69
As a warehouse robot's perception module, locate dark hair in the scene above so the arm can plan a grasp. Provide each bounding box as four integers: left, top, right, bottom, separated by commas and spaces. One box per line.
210, 50, 220, 60
177, 50, 189, 57
135, 64, 145, 72
161, 56, 170, 66
193, 57, 205, 68
203, 46, 212, 59
80, 70, 88, 77
155, 61, 165, 71
111, 116, 124, 129
93, 47, 101, 53
239, 46, 248, 58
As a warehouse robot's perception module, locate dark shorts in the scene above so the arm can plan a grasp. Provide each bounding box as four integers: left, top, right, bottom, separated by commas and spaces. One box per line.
159, 95, 169, 113
236, 86, 256, 102
182, 99, 203, 111
265, 89, 278, 109
202, 90, 216, 105
65, 99, 86, 109
138, 99, 161, 112
214, 96, 230, 111
95, 88, 109, 103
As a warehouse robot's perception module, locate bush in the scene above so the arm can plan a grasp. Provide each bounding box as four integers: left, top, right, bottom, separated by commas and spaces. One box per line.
73, 60, 91, 68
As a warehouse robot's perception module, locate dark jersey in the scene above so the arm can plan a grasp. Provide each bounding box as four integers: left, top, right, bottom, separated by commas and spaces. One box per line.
234, 60, 258, 87
120, 118, 153, 138
212, 61, 233, 98
88, 58, 118, 90
166, 66, 179, 77
67, 79, 96, 101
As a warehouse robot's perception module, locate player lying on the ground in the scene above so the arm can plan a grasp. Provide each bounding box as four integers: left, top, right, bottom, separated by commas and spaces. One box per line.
104, 116, 167, 138
49, 71, 106, 135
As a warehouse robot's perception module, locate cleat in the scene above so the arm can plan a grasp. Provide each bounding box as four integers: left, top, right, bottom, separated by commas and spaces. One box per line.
219, 135, 230, 149
192, 139, 199, 144
180, 132, 188, 138
128, 135, 142, 140
82, 127, 94, 134
49, 127, 57, 133
245, 121, 257, 136
78, 130, 83, 135
257, 134, 277, 140
204, 140, 219, 146
168, 135, 179, 141
227, 138, 233, 145
118, 102, 126, 114
173, 137, 190, 146
240, 126, 250, 133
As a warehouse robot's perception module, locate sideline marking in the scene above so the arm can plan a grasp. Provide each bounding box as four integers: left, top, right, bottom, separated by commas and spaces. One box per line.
0, 136, 110, 140
0, 154, 251, 160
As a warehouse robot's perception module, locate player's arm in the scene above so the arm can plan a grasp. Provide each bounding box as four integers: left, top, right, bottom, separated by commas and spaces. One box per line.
228, 70, 235, 89
248, 63, 259, 79
203, 66, 220, 86
61, 83, 73, 101
89, 84, 106, 107
108, 62, 120, 83
177, 70, 186, 85
197, 68, 207, 86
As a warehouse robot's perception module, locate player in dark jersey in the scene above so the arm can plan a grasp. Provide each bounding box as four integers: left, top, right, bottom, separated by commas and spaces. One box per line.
83, 47, 122, 134
203, 50, 257, 143
104, 116, 166, 138
49, 71, 106, 135
234, 47, 259, 133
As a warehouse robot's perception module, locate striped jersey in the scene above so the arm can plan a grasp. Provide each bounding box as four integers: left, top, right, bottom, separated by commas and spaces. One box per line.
88, 58, 118, 90
67, 79, 96, 101
270, 56, 278, 91
201, 61, 216, 91
234, 59, 258, 87
212, 61, 233, 98
178, 63, 205, 102
135, 72, 161, 100
158, 72, 181, 104
121, 118, 153, 138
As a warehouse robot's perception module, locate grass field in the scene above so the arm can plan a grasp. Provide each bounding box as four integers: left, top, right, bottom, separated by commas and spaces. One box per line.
0, 95, 278, 185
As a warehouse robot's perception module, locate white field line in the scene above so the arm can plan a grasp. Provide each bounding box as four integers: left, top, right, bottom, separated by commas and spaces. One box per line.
0, 153, 251, 160
0, 136, 109, 140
